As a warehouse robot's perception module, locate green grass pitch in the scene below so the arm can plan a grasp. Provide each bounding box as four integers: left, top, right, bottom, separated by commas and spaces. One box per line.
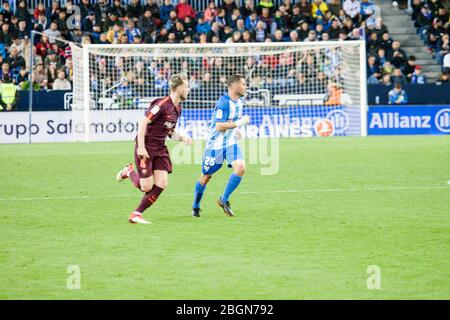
0, 136, 449, 299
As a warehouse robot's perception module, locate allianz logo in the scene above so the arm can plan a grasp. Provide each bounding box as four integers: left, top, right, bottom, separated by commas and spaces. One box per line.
370, 109, 450, 133
435, 109, 450, 133
326, 109, 349, 133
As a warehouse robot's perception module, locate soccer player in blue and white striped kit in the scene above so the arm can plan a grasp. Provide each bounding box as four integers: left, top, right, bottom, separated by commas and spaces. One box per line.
191, 74, 251, 217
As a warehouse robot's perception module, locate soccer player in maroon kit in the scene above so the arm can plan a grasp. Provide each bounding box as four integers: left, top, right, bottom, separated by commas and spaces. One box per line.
116, 74, 192, 224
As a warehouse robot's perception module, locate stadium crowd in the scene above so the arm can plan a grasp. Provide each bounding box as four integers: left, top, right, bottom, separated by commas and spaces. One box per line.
0, 0, 449, 110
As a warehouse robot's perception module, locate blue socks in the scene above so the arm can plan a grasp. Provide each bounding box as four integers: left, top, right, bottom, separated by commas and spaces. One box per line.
193, 174, 242, 209
192, 181, 206, 209
221, 173, 242, 202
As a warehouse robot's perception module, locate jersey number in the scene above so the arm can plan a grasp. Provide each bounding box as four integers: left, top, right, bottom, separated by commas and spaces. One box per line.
204, 156, 216, 166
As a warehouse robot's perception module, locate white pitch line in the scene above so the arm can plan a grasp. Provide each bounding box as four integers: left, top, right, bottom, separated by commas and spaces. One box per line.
0, 186, 447, 202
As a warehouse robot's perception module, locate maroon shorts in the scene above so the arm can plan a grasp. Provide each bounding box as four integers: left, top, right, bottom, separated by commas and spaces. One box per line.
134, 143, 172, 178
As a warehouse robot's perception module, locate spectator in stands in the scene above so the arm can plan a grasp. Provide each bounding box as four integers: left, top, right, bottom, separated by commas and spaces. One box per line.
0, 3, 10, 23
222, 0, 238, 16
0, 61, 12, 80
443, 52, 450, 72
297, 21, 310, 40
381, 73, 392, 86
259, 7, 273, 29
16, 1, 32, 24
94, 0, 110, 24
343, 0, 361, 24
324, 82, 343, 105
304, 30, 317, 42
390, 41, 407, 68
128, 0, 143, 21
379, 32, 393, 55
34, 2, 46, 21
0, 74, 18, 111
376, 48, 388, 66
436, 7, 449, 25
236, 18, 246, 34
6, 46, 25, 75
15, 66, 28, 89
367, 55, 380, 84
227, 8, 242, 29
144, 0, 160, 18
388, 83, 408, 104
52, 69, 72, 90
416, 4, 433, 40
425, 18, 445, 53
176, 0, 196, 21
82, 10, 96, 33
391, 68, 407, 85
0, 22, 12, 49
245, 11, 259, 31
435, 34, 449, 65
374, 17, 389, 36
328, 18, 342, 40
241, 0, 256, 19
160, 0, 175, 23
402, 56, 417, 82
214, 8, 227, 28
79, 0, 93, 19
366, 31, 379, 55
106, 21, 124, 44
44, 49, 62, 69
34, 12, 47, 35
298, 0, 313, 24
33, 62, 47, 90
328, 0, 343, 17
360, 0, 374, 22
196, 16, 211, 34
428, 0, 444, 17
47, 63, 58, 87
253, 20, 268, 42
436, 71, 449, 84
411, 65, 427, 84
312, 0, 329, 19
125, 19, 142, 43
44, 21, 61, 44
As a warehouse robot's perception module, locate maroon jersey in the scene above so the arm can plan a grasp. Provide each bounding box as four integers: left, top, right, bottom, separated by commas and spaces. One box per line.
142, 96, 182, 147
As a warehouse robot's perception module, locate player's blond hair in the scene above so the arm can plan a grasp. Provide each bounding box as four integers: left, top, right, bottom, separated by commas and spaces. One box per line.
169, 73, 188, 91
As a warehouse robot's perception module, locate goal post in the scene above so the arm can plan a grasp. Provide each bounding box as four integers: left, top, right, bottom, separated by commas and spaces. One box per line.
70, 41, 367, 142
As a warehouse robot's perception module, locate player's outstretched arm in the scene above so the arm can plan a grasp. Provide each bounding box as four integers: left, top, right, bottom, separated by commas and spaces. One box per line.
137, 117, 151, 159
216, 115, 250, 132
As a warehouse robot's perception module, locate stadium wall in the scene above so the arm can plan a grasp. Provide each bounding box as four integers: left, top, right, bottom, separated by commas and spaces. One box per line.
1, 105, 450, 143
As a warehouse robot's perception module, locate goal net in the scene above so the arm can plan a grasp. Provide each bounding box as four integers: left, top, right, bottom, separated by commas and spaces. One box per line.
70, 41, 367, 142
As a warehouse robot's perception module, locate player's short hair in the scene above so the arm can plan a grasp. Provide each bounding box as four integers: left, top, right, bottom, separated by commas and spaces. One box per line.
169, 73, 188, 91
227, 74, 245, 87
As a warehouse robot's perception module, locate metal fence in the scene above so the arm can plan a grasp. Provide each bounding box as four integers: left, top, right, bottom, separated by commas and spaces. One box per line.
21, 0, 239, 12
18, 0, 289, 14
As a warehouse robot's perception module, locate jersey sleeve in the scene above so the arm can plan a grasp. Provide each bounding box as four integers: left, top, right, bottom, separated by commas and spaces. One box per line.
145, 99, 165, 121
214, 97, 229, 123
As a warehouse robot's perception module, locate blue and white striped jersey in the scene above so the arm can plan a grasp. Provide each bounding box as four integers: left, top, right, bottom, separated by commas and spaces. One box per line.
205, 94, 244, 150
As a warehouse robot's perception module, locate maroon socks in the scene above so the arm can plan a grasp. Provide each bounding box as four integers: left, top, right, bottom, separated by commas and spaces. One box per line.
135, 185, 164, 214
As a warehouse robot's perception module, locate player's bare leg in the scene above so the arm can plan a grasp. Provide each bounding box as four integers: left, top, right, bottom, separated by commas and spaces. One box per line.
218, 159, 246, 217
116, 163, 134, 182
192, 174, 212, 218
129, 170, 167, 224
117, 162, 154, 191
